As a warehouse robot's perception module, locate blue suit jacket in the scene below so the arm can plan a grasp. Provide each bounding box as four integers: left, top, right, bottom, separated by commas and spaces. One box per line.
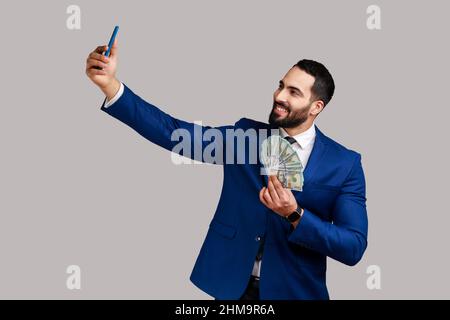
101, 84, 368, 300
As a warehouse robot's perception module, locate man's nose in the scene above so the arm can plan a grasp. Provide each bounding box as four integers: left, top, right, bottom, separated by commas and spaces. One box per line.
274, 89, 288, 105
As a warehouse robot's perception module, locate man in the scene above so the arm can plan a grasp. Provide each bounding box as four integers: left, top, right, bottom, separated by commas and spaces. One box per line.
85, 38, 368, 300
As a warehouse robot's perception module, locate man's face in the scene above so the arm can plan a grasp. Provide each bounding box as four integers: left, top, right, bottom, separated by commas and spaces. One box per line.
269, 66, 316, 128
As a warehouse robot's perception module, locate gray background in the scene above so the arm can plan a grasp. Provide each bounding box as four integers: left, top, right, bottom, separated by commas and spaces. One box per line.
0, 0, 449, 299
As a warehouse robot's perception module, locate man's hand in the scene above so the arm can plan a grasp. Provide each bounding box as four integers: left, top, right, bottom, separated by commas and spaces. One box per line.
85, 38, 120, 101
259, 175, 301, 227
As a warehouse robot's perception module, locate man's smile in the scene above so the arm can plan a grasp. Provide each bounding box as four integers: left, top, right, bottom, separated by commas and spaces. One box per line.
273, 103, 289, 116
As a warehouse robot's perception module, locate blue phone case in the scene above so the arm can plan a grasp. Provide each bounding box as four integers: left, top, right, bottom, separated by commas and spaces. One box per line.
104, 26, 119, 57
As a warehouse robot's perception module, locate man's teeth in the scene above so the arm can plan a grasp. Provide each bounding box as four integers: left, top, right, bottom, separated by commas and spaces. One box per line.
276, 105, 288, 113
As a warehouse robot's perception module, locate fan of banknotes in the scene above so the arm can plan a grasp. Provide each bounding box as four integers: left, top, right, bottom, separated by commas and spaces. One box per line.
260, 135, 304, 191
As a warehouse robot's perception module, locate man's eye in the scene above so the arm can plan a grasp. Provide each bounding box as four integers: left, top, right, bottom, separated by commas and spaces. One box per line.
291, 90, 299, 96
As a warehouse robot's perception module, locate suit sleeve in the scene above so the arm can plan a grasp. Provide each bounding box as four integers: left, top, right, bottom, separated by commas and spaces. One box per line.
287, 153, 368, 266
100, 83, 233, 164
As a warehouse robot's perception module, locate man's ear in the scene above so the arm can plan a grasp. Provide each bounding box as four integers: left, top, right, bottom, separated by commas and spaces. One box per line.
310, 100, 324, 116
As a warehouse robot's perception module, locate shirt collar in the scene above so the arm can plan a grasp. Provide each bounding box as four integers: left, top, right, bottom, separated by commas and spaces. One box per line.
279, 123, 316, 149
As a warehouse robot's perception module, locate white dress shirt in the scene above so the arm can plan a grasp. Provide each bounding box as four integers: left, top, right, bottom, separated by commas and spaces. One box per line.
103, 84, 317, 278
104, 81, 124, 108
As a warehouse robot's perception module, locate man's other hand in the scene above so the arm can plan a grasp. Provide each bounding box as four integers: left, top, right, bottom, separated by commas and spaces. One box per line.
259, 175, 298, 217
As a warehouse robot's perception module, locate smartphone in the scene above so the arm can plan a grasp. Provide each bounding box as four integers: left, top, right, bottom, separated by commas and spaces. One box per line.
94, 26, 119, 70
104, 26, 119, 57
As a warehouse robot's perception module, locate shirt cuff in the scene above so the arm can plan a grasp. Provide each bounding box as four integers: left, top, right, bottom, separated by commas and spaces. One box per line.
104, 82, 124, 108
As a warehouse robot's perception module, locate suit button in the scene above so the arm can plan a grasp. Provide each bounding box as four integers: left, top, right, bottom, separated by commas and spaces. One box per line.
255, 236, 261, 241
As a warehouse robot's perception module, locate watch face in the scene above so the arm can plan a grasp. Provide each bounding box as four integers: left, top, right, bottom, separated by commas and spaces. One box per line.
287, 211, 301, 222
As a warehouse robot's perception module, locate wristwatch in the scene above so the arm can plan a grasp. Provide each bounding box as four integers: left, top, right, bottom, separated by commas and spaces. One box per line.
286, 206, 303, 223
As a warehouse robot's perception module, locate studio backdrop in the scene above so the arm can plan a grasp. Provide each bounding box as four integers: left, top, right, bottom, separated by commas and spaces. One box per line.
0, 0, 449, 299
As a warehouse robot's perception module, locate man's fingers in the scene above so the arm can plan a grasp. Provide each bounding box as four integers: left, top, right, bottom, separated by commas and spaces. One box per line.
271, 175, 289, 200
94, 45, 108, 54
263, 187, 273, 205
88, 52, 110, 63
86, 58, 107, 70
267, 177, 280, 202
86, 68, 107, 76
271, 175, 285, 193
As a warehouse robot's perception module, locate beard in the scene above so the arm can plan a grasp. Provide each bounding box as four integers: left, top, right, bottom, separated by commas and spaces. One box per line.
268, 101, 311, 128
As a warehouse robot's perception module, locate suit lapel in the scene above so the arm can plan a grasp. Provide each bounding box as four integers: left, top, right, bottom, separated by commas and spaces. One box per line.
302, 125, 329, 185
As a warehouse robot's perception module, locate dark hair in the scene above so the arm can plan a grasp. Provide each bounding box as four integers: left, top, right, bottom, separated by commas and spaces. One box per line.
294, 59, 335, 107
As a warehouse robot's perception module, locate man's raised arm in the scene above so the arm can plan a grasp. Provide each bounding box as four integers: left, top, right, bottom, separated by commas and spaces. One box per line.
86, 39, 233, 164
